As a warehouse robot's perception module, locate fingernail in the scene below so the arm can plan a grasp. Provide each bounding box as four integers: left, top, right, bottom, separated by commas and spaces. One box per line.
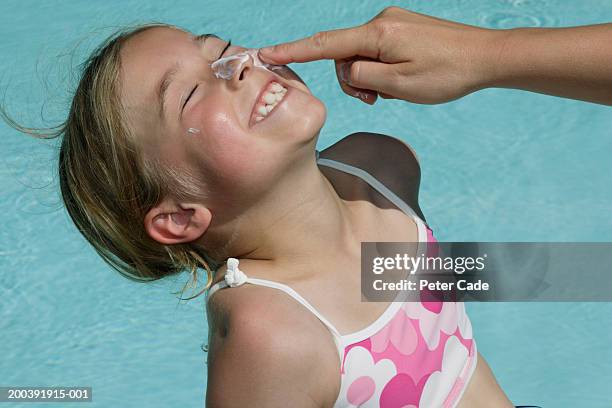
355, 91, 368, 101
355, 91, 375, 104
339, 62, 352, 84
258, 47, 274, 62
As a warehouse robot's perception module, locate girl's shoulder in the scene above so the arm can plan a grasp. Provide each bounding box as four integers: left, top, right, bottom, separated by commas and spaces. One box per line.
320, 132, 426, 222
205, 263, 342, 403
205, 267, 341, 406
205, 262, 339, 347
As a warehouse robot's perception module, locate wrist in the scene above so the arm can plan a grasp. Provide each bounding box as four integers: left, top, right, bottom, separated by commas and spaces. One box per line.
476, 27, 526, 90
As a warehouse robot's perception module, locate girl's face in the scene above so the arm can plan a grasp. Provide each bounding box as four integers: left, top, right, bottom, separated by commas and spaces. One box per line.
120, 26, 326, 199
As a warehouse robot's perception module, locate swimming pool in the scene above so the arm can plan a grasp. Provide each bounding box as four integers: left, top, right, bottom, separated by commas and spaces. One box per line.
1, 0, 611, 407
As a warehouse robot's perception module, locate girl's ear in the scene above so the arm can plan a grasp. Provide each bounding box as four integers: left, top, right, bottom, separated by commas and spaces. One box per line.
144, 198, 212, 245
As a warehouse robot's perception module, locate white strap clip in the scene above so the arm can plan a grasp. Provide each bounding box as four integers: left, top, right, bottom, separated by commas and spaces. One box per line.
225, 258, 248, 287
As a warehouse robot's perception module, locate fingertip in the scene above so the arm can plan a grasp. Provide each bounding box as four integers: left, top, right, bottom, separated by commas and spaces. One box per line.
257, 47, 277, 64
363, 96, 376, 105
354, 91, 376, 104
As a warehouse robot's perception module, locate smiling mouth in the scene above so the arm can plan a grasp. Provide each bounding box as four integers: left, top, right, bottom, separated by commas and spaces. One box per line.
250, 80, 289, 127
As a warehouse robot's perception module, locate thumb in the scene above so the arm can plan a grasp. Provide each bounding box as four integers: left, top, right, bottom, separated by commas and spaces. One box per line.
258, 24, 379, 65
345, 60, 404, 97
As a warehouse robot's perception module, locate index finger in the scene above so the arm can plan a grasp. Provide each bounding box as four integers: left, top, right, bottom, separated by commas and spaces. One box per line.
258, 24, 380, 65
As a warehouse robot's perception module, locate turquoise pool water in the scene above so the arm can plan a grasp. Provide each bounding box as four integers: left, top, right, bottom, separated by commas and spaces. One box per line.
1, 1, 611, 407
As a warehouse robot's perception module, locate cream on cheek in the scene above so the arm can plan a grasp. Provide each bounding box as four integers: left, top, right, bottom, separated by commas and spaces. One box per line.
187, 127, 200, 135
183, 105, 261, 181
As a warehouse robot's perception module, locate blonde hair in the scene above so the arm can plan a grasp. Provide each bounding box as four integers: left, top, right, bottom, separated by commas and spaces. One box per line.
1, 22, 222, 300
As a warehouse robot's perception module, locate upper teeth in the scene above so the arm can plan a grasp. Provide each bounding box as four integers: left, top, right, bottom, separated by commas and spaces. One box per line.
255, 82, 287, 122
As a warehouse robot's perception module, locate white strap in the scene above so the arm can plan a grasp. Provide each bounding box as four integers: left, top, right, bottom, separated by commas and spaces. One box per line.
316, 156, 422, 222
205, 257, 345, 362
247, 277, 346, 362
207, 259, 342, 336
206, 257, 248, 299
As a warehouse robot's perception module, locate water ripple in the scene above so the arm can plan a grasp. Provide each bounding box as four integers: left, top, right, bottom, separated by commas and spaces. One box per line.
483, 11, 545, 28
472, 0, 558, 28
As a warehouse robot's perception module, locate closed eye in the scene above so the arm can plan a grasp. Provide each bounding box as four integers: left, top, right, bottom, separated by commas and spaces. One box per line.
181, 86, 198, 111
181, 39, 233, 113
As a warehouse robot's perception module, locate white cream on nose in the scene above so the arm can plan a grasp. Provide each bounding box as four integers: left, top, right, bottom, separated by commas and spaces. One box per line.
210, 48, 290, 80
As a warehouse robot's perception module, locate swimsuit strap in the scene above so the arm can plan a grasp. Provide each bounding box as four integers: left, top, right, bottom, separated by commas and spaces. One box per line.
206, 258, 346, 361
315, 149, 427, 227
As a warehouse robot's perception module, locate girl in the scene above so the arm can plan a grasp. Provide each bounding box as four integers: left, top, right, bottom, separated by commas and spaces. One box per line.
2, 22, 533, 407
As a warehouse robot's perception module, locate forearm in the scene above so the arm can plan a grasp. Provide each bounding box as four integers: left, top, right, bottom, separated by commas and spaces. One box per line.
483, 24, 612, 105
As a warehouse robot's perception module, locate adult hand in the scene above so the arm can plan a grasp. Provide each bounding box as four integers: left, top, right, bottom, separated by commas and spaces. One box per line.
258, 7, 497, 105
259, 7, 612, 106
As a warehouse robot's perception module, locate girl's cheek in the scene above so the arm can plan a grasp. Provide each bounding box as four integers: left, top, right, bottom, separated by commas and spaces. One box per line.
187, 108, 243, 156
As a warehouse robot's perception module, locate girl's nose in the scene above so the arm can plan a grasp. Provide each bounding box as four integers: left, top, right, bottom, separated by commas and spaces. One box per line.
231, 52, 254, 83
210, 50, 254, 81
